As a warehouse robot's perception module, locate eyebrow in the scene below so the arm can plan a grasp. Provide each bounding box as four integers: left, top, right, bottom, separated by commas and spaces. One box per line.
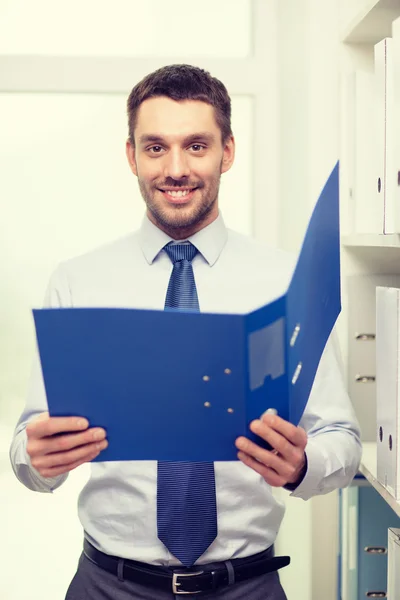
138, 132, 216, 146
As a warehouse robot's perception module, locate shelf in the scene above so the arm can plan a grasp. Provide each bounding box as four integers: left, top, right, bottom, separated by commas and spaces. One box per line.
341, 235, 400, 273
342, 233, 400, 248
359, 441, 400, 518
341, 0, 400, 43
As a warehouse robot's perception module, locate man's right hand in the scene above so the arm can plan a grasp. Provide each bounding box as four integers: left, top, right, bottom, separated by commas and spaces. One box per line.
26, 412, 108, 478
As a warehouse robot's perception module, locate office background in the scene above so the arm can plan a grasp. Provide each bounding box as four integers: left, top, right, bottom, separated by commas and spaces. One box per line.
0, 0, 365, 598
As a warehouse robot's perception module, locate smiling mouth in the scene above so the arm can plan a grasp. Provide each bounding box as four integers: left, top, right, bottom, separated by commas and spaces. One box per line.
158, 188, 198, 203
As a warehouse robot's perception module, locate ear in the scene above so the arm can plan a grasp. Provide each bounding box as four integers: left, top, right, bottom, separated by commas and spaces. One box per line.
126, 139, 138, 176
221, 135, 235, 174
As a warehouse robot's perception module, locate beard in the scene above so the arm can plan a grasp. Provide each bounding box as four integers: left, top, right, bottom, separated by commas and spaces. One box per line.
137, 170, 222, 236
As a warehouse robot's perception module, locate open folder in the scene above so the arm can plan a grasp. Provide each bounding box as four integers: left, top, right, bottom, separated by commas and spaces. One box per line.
33, 162, 340, 462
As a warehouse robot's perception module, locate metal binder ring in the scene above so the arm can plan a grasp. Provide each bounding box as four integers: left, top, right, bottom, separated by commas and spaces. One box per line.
355, 375, 375, 383
354, 333, 375, 341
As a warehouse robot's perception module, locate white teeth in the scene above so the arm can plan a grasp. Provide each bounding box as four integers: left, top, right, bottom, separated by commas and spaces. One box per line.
166, 189, 191, 197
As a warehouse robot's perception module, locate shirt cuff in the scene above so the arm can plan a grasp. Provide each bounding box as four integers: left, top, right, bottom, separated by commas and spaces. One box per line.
284, 453, 308, 491
285, 437, 327, 500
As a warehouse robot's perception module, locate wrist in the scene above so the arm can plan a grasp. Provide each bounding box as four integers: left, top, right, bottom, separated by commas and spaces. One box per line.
284, 454, 308, 491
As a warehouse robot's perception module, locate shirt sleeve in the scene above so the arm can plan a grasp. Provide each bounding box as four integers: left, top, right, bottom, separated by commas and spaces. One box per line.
9, 264, 71, 493
286, 328, 362, 500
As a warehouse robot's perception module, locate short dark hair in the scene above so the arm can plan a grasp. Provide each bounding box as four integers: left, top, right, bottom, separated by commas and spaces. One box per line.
127, 64, 232, 145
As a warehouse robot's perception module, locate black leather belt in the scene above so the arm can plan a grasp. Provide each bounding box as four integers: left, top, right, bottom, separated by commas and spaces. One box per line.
83, 539, 290, 595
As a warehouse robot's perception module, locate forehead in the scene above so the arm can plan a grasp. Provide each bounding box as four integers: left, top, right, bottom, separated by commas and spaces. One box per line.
135, 97, 220, 141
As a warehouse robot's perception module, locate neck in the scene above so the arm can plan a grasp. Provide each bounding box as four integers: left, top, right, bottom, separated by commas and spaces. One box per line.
147, 210, 218, 240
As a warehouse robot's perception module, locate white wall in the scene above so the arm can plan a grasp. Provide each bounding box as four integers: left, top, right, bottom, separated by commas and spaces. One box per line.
0, 0, 252, 57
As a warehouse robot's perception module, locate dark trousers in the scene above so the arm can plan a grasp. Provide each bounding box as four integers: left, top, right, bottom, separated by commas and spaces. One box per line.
65, 553, 288, 600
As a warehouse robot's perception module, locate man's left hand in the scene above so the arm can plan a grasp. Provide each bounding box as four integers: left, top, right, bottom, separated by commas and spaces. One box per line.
235, 412, 308, 488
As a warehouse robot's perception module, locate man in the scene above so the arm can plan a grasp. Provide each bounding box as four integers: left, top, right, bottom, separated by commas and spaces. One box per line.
10, 64, 361, 599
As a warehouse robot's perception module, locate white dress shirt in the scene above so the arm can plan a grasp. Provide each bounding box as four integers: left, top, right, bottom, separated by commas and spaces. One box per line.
9, 213, 362, 566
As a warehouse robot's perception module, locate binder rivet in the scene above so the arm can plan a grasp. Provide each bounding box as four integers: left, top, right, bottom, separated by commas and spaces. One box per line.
224, 369, 231, 375
203, 376, 210, 382
227, 408, 234, 413
379, 427, 383, 442
389, 435, 393, 451
204, 402, 211, 408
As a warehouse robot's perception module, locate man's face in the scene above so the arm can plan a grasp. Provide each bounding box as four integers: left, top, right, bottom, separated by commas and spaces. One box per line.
126, 97, 235, 237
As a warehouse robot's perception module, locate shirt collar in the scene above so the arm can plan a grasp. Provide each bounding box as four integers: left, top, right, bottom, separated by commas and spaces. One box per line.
139, 212, 228, 266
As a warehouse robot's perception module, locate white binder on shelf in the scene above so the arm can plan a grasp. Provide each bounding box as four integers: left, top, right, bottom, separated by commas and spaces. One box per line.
388, 528, 400, 599
353, 70, 381, 234
376, 286, 400, 500
375, 37, 397, 234
392, 19, 400, 237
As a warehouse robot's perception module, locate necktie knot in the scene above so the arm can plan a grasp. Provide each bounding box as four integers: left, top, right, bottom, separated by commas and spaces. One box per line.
164, 242, 198, 264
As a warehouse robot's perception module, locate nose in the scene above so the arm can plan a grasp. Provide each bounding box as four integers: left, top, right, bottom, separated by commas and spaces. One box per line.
163, 148, 190, 181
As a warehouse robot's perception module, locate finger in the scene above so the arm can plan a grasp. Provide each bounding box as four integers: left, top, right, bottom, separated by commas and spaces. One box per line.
252, 416, 307, 453
259, 414, 307, 447
236, 436, 293, 479
262, 408, 278, 417
26, 416, 90, 439
249, 421, 301, 464
29, 427, 107, 457
36, 448, 104, 478
253, 422, 307, 469
30, 440, 108, 471
237, 451, 286, 487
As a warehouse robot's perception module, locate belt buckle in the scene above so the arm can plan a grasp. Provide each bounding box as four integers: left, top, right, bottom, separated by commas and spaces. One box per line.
172, 571, 204, 595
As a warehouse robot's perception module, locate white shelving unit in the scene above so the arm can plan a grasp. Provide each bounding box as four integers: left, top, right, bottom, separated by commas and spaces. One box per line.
341, 0, 400, 43
339, 1, 400, 597
342, 234, 400, 248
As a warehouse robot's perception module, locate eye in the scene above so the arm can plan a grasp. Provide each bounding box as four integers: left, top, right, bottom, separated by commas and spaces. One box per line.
190, 144, 205, 152
148, 145, 164, 154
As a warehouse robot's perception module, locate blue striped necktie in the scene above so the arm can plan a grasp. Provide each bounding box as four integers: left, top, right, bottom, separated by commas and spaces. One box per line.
157, 242, 218, 567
